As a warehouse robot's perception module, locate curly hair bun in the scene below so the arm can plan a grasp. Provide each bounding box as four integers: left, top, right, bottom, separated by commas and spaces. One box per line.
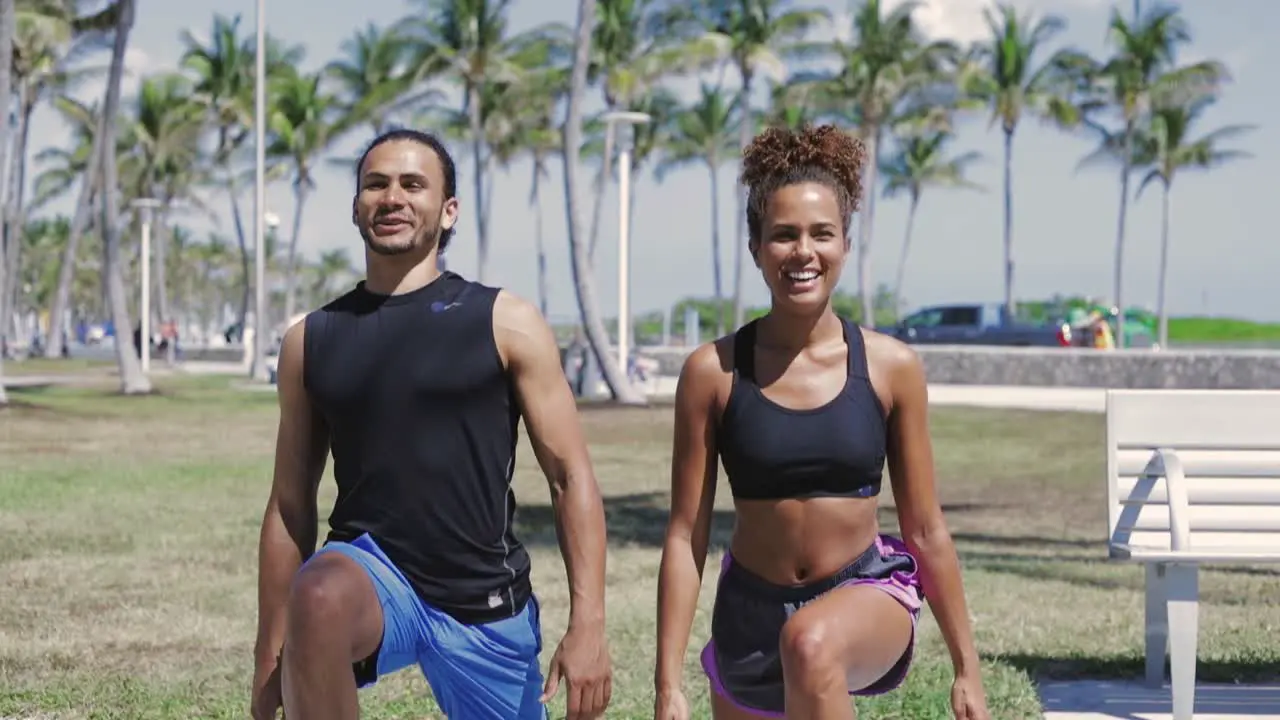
740, 124, 867, 210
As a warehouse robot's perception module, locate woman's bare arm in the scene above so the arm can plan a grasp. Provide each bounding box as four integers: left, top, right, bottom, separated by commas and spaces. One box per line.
883, 342, 982, 679
654, 343, 723, 694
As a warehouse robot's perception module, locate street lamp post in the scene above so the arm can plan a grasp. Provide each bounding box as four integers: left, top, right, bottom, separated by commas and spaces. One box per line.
250, 0, 269, 381
130, 198, 162, 375
601, 110, 650, 381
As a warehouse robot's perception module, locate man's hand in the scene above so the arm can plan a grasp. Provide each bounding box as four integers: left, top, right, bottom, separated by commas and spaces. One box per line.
540, 624, 612, 719
250, 656, 283, 720
951, 672, 990, 720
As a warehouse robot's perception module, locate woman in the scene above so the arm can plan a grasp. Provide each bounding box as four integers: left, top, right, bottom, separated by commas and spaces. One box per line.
653, 124, 989, 720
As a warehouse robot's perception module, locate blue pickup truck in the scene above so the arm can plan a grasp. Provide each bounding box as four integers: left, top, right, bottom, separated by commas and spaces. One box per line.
886, 303, 1068, 347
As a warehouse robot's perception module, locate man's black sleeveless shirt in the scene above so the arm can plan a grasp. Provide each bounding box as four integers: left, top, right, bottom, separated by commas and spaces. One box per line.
302, 271, 530, 624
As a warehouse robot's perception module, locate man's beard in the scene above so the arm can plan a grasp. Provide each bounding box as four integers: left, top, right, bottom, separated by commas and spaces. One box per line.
360, 222, 438, 257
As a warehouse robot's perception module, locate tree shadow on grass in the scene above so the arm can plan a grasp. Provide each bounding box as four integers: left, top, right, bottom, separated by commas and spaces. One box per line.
514, 491, 736, 549
961, 547, 1280, 597
514, 493, 1001, 550
989, 651, 1277, 685
951, 532, 1101, 550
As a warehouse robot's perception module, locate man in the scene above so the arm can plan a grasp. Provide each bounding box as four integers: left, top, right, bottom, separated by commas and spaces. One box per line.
250, 128, 612, 720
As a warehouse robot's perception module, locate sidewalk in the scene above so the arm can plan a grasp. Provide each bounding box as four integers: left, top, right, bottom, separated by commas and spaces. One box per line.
1039, 679, 1280, 719
927, 384, 1105, 413
640, 376, 1107, 414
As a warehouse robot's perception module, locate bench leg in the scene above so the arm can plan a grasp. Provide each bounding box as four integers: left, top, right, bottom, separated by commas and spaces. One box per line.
1166, 564, 1199, 720
1143, 562, 1169, 687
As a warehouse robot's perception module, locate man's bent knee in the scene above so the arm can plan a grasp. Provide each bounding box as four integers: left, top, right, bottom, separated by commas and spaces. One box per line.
284, 551, 383, 661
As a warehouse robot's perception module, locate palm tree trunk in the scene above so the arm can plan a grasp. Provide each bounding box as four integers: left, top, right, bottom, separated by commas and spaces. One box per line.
564, 0, 643, 405
44, 170, 101, 357
283, 182, 308, 322
0, 0, 13, 406
708, 158, 724, 336
226, 176, 252, 339
156, 213, 174, 365
731, 68, 753, 331
101, 0, 149, 394
1002, 126, 1015, 323
0, 94, 28, 348
856, 126, 880, 327
1156, 179, 1171, 349
893, 191, 920, 317
1113, 121, 1135, 349
586, 107, 616, 266
530, 158, 549, 317
468, 83, 488, 282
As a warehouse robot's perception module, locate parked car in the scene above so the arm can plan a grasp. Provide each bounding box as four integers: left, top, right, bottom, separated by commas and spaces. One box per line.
886, 303, 1069, 347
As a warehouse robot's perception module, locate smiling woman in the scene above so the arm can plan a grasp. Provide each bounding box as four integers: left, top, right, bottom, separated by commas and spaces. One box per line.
655, 124, 991, 720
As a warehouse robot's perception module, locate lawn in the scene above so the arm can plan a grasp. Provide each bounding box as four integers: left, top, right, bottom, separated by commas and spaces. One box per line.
1167, 317, 1280, 347
1, 375, 1276, 719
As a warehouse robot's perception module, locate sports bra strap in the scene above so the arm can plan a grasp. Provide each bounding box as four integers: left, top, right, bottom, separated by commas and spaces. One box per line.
733, 319, 758, 382
843, 318, 871, 379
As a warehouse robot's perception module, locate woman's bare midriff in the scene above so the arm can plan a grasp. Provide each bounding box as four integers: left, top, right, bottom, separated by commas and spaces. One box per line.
727, 495, 882, 586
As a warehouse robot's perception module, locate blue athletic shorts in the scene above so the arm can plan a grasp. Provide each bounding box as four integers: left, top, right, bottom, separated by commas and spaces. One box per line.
310, 532, 548, 719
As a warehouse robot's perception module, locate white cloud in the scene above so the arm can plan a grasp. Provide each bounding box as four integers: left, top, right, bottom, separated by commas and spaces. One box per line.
120, 46, 154, 95
881, 0, 1108, 43
64, 45, 154, 108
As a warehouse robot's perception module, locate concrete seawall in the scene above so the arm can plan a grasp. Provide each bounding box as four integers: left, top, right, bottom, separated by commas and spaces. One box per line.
641, 345, 1280, 390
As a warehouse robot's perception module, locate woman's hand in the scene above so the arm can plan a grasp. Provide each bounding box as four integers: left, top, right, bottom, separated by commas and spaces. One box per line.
950, 672, 990, 719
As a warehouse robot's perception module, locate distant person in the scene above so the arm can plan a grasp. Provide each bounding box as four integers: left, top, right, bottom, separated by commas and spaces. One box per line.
654, 124, 990, 719
251, 129, 612, 720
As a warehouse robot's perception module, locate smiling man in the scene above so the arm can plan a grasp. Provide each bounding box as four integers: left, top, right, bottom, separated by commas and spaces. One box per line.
250, 129, 613, 720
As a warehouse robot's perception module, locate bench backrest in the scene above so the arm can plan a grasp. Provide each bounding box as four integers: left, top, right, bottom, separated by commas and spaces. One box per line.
1106, 389, 1280, 554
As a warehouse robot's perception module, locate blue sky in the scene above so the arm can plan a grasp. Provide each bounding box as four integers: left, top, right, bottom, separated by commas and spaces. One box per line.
33, 0, 1272, 323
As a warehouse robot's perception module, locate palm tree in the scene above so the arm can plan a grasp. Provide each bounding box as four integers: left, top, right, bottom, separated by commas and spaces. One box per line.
879, 130, 982, 313
5, 0, 110, 351
510, 67, 569, 318
961, 3, 1083, 323
121, 72, 207, 365
181, 15, 251, 340
654, 83, 740, 335
324, 23, 418, 135
266, 68, 339, 322
1134, 96, 1252, 348
22, 0, 117, 358
402, 0, 567, 283
181, 14, 303, 340
585, 0, 724, 266
699, 0, 829, 330
565, 0, 644, 404
803, 0, 956, 327
1079, 2, 1227, 346
99, 0, 149, 394
0, 0, 14, 405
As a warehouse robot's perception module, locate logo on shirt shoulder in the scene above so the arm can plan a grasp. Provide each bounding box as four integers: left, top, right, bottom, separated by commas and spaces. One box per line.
430, 300, 462, 313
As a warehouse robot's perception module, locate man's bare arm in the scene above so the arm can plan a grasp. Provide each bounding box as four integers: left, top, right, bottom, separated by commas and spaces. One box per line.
254, 320, 330, 667
495, 291, 607, 628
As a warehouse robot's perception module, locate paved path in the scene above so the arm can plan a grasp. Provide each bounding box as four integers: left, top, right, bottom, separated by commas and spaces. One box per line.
1039, 679, 1280, 719
927, 384, 1105, 413
640, 376, 1107, 413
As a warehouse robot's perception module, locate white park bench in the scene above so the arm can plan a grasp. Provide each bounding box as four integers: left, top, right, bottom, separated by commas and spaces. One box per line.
1105, 389, 1280, 720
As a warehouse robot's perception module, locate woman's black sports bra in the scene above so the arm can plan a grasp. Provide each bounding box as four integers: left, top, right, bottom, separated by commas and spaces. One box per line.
715, 317, 888, 501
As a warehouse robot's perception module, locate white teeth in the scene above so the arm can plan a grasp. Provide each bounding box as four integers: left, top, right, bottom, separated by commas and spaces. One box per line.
787, 270, 819, 281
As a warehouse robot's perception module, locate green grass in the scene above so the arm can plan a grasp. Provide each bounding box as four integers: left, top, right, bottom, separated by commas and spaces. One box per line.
1, 376, 1277, 719
1167, 316, 1280, 345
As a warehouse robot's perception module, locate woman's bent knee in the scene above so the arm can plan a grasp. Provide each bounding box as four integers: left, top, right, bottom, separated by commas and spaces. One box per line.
779, 615, 843, 685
